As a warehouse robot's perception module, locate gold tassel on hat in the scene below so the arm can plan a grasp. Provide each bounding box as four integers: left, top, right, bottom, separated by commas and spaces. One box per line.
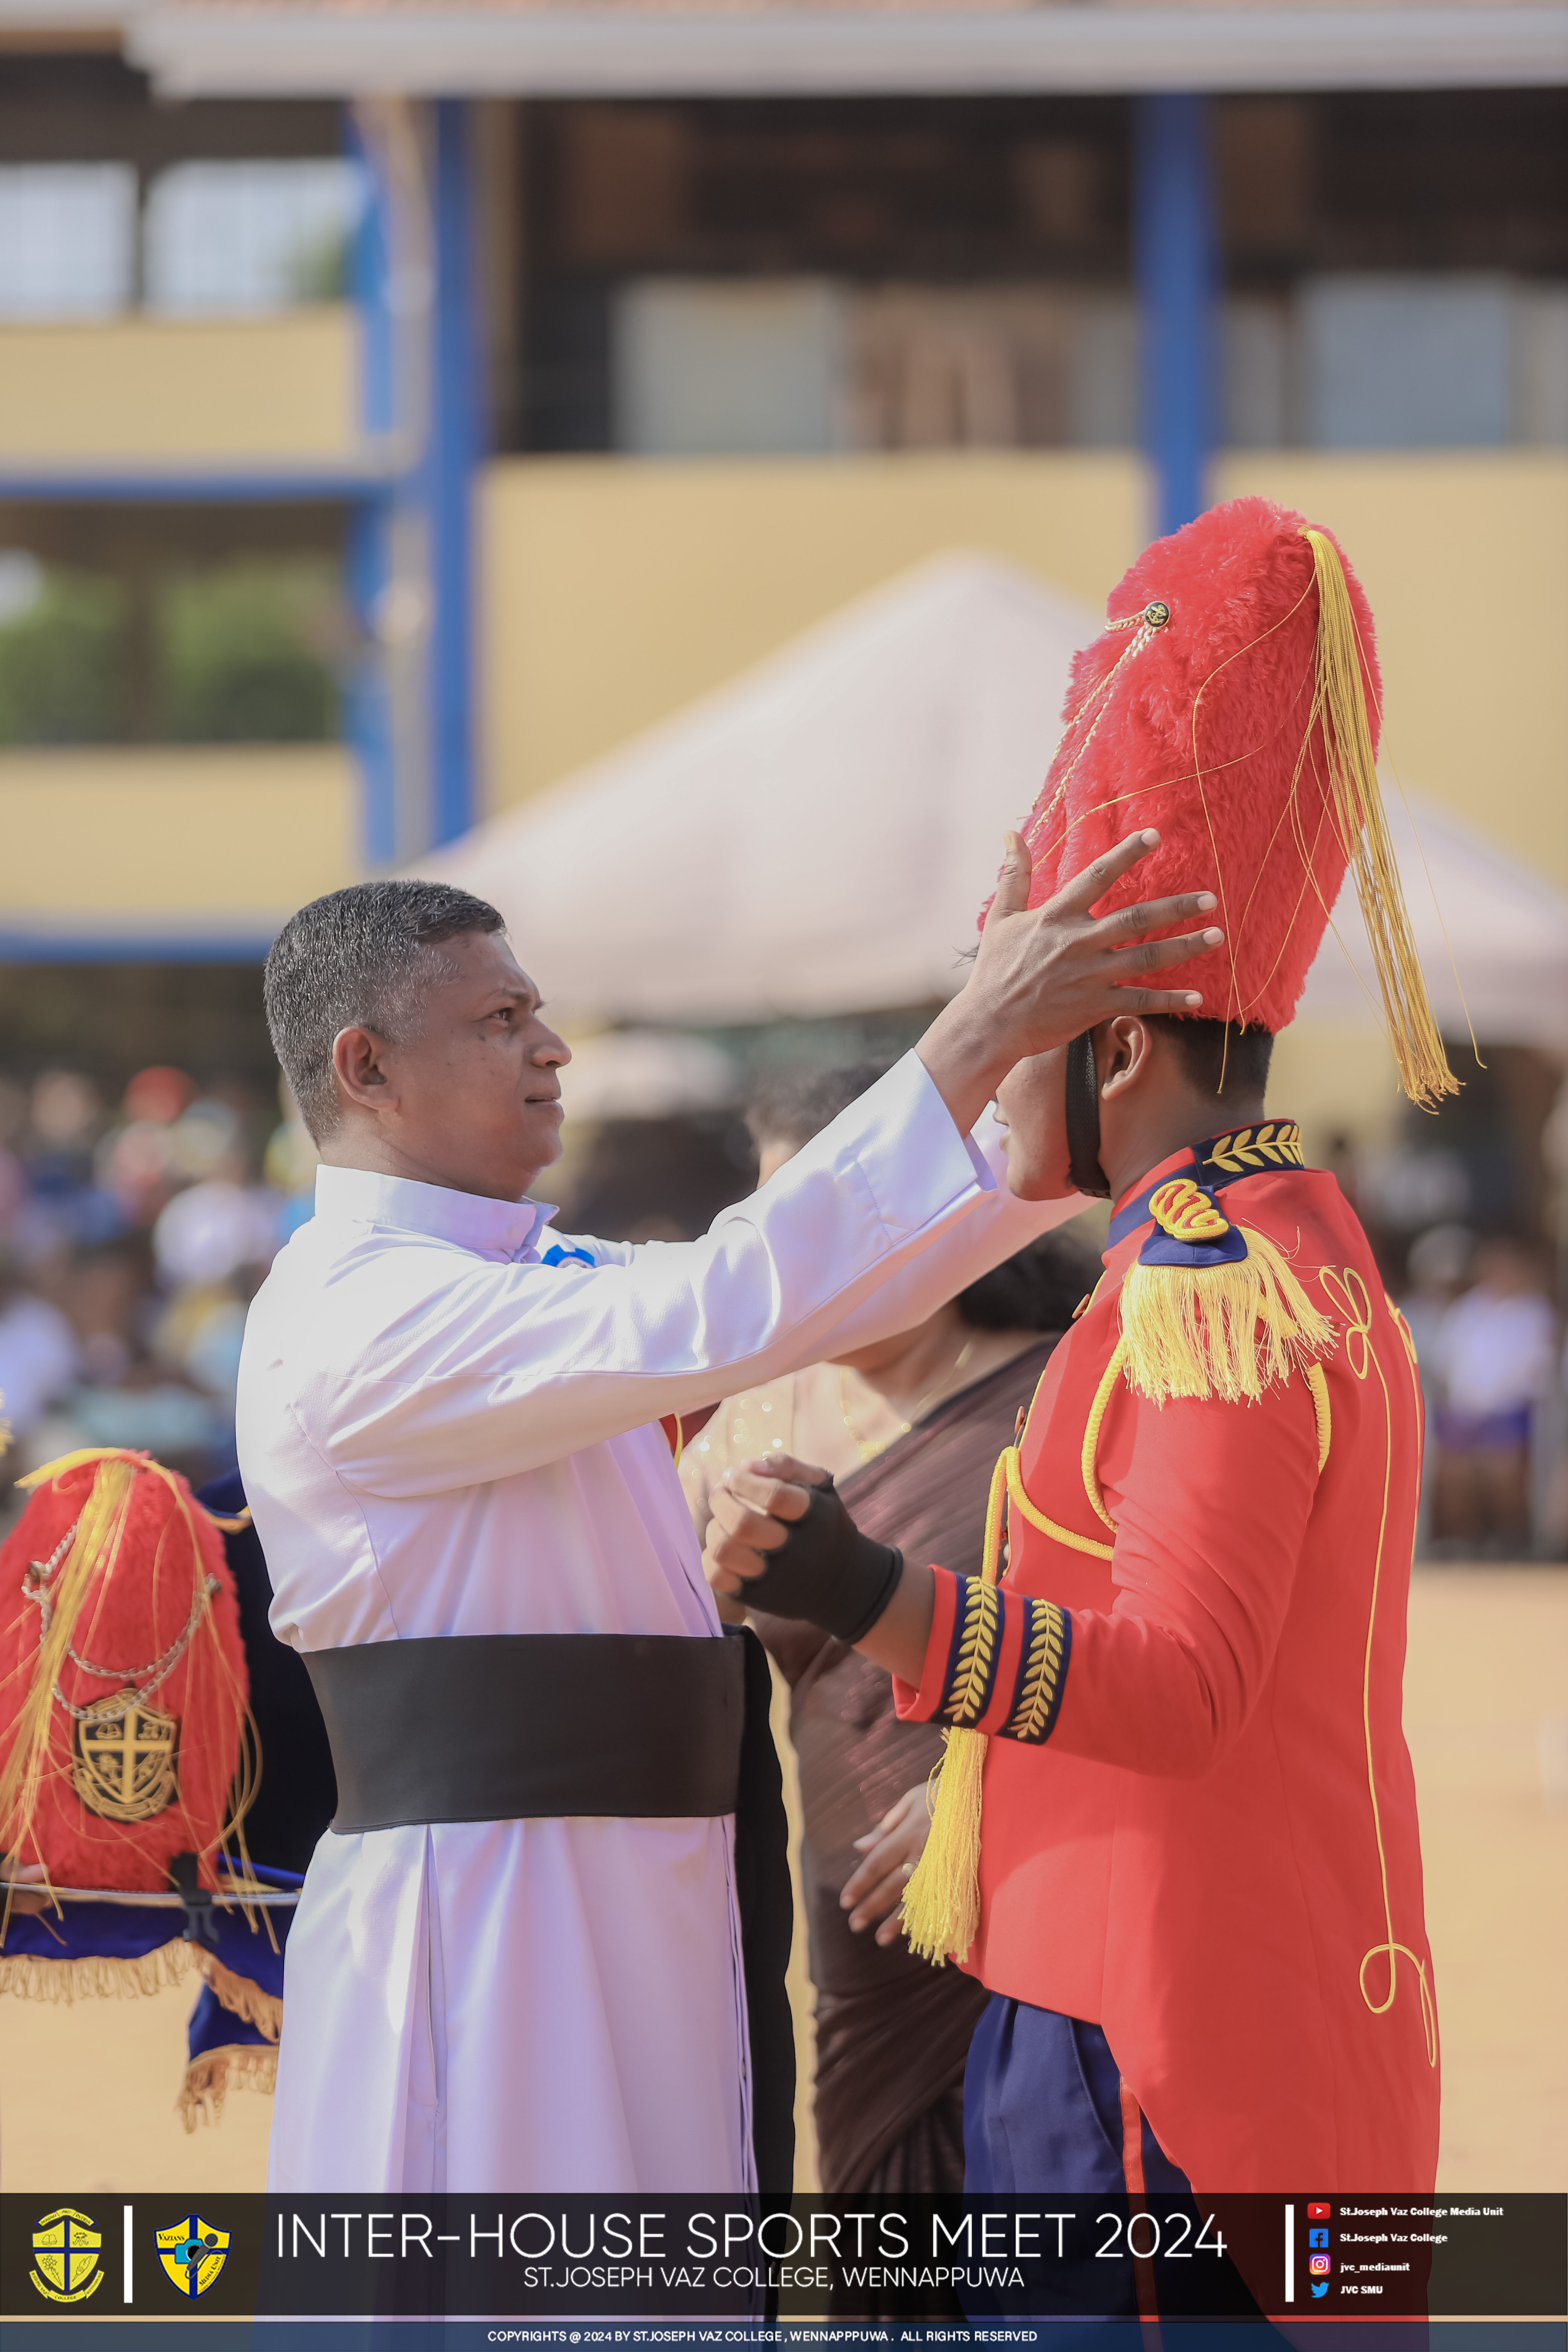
1298, 528, 1457, 1111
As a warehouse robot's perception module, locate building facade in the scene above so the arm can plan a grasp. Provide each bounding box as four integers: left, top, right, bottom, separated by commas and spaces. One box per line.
0, 3, 1564, 1139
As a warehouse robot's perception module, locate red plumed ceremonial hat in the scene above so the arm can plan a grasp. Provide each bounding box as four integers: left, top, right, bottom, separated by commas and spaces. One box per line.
1000, 495, 1452, 1105
0, 1451, 250, 1895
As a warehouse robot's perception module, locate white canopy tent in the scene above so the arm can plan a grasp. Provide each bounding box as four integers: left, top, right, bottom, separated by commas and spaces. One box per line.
427, 553, 1568, 1057
432, 554, 1086, 1024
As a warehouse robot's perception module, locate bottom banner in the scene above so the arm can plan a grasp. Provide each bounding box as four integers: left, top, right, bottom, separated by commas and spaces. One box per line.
2, 2195, 1562, 2326
0, 2324, 1564, 2352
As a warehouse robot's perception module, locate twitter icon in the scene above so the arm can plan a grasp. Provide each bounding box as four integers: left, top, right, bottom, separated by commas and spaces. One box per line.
1312, 2283, 1329, 2300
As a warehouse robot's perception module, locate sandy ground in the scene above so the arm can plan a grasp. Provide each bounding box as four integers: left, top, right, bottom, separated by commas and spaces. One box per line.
1401, 1567, 1568, 2190
1, 1566, 1563, 2195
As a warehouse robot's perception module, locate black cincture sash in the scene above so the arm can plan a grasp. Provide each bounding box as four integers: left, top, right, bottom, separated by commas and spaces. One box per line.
303, 1632, 745, 1833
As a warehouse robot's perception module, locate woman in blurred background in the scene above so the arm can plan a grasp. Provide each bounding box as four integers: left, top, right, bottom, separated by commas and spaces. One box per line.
682, 1062, 1094, 2232
1431, 1234, 1557, 1556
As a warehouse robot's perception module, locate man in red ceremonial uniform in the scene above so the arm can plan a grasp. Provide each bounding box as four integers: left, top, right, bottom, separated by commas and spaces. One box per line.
704, 496, 1447, 2199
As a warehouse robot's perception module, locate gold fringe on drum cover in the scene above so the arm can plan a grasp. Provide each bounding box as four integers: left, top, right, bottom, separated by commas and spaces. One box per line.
178, 2039, 279, 2132
0, 1933, 280, 2027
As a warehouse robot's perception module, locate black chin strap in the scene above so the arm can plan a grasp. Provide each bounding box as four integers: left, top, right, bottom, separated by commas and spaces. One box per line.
1064, 1029, 1111, 1199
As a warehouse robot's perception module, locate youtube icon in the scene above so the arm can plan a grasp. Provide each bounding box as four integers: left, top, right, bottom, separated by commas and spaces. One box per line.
1308, 2203, 1331, 2220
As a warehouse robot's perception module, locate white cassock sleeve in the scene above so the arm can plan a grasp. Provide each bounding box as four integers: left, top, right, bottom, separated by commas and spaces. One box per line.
779, 1102, 1083, 1358
289, 1054, 1080, 1499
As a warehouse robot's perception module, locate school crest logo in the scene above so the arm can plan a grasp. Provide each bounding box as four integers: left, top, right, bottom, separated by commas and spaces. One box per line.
30, 2207, 104, 2303
156, 2213, 231, 2297
73, 1687, 178, 1822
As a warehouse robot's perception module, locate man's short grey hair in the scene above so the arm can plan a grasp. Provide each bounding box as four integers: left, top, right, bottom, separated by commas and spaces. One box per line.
264, 879, 505, 1141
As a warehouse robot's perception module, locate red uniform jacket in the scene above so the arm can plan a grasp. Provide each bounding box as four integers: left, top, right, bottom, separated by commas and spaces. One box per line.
896, 1124, 1440, 2192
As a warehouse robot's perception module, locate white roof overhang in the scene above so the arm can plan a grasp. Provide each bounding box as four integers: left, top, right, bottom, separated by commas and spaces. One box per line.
129, 6, 1568, 102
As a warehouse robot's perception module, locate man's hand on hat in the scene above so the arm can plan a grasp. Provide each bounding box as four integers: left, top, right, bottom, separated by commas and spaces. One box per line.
916, 825, 1224, 1138
704, 1453, 935, 1687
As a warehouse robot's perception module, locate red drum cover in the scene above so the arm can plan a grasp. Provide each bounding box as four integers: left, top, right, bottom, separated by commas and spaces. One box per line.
0, 1452, 250, 1893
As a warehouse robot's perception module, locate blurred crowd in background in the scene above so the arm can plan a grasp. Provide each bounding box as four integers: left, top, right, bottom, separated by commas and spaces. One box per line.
0, 1060, 318, 1504
1, 1040, 1566, 1561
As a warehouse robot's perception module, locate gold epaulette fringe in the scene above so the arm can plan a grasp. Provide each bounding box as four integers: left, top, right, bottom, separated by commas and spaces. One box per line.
1119, 1224, 1336, 1406
178, 2040, 279, 2132
903, 1226, 1337, 1967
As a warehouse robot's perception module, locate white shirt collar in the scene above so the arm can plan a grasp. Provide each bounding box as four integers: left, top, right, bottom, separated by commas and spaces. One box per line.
312, 1164, 558, 1263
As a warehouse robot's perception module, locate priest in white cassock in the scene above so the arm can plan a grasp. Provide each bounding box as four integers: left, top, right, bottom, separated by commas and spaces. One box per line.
239, 832, 1225, 2193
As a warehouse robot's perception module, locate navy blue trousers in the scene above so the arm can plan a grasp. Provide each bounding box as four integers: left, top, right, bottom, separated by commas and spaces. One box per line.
960, 1995, 1276, 2331
964, 1992, 1191, 2195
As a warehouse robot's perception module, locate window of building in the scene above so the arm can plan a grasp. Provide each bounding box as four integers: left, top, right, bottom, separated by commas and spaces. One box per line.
0, 164, 136, 318
1220, 274, 1568, 450
0, 515, 351, 747
1300, 274, 1512, 449
142, 158, 365, 315
608, 276, 1142, 455
520, 88, 1568, 456
613, 280, 848, 456
1217, 90, 1568, 449
0, 558, 127, 743
519, 96, 1135, 455
0, 54, 352, 320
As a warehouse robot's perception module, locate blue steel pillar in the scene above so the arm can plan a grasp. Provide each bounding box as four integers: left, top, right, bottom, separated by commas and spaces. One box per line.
345, 104, 400, 869
346, 98, 479, 868
1134, 93, 1217, 538
426, 98, 481, 849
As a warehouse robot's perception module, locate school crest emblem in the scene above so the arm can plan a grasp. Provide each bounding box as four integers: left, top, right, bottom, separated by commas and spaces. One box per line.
156, 2213, 230, 2297
30, 2207, 103, 2303
72, 1687, 178, 1822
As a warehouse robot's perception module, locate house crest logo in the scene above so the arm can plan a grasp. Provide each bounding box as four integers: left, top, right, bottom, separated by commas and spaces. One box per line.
30, 2206, 103, 2303
72, 1686, 178, 1822
157, 2213, 231, 2297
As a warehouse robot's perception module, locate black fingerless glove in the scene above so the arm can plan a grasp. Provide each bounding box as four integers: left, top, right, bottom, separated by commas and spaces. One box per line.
743, 1475, 904, 1645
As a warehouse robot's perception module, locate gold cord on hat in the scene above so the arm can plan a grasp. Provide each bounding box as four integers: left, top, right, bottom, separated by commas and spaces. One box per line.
1023, 601, 1172, 858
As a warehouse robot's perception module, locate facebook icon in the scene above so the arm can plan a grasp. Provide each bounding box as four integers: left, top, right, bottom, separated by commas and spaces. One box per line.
1309, 2229, 1329, 2248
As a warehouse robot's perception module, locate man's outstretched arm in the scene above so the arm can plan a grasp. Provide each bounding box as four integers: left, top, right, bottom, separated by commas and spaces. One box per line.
271, 831, 1222, 1495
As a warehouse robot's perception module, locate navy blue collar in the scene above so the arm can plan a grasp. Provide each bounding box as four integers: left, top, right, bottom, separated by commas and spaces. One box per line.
1108, 1118, 1305, 1248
